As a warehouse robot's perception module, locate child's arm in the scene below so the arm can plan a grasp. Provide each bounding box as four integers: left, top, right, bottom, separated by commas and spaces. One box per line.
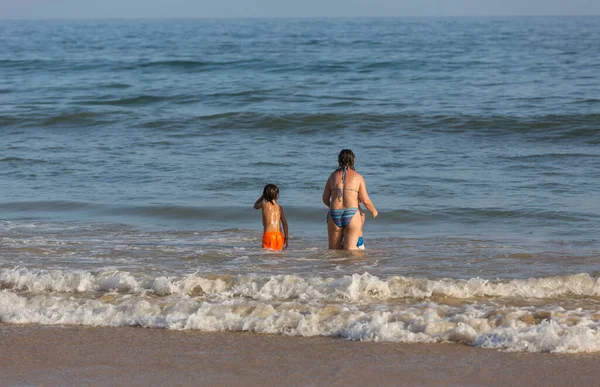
253, 195, 264, 210
280, 206, 289, 249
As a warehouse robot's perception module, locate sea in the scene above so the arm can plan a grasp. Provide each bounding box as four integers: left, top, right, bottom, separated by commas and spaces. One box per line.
0, 16, 599, 353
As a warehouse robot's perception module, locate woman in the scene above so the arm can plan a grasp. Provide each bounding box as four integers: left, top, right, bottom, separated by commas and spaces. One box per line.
322, 149, 378, 250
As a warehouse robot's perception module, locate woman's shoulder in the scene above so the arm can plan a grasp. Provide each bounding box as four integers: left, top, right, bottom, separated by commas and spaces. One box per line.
327, 170, 341, 181
348, 169, 363, 179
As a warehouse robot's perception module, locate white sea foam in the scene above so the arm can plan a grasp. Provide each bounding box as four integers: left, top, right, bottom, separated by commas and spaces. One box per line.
1, 268, 599, 301
1, 289, 599, 353
2, 268, 600, 353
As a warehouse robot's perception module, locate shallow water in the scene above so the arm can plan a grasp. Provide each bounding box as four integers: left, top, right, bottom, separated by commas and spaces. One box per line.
0, 17, 599, 352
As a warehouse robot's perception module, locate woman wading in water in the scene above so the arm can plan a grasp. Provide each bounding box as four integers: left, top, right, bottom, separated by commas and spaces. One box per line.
322, 149, 378, 250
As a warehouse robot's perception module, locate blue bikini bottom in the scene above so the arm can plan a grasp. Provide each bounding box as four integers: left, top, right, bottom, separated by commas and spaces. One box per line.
328, 208, 358, 228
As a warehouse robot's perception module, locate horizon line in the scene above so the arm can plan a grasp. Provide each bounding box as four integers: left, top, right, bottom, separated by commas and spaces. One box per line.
1, 14, 599, 21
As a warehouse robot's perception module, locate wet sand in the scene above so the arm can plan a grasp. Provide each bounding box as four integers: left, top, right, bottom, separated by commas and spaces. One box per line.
1, 324, 598, 386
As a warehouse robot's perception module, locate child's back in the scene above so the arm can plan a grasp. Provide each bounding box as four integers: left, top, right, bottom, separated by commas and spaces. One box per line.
261, 201, 282, 233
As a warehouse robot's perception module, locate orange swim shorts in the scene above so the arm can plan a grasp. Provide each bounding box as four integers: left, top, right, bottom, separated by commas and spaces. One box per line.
262, 231, 285, 250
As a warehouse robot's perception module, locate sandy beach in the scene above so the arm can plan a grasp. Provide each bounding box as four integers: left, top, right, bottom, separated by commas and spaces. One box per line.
1, 324, 598, 386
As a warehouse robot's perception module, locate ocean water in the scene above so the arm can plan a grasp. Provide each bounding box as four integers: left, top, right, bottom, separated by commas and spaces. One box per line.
1, 17, 599, 353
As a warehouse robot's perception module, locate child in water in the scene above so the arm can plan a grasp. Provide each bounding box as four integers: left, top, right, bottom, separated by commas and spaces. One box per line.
357, 205, 365, 250
254, 184, 289, 250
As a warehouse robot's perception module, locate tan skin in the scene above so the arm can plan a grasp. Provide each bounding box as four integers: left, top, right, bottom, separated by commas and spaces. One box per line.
322, 169, 377, 250
254, 195, 289, 249
359, 206, 365, 240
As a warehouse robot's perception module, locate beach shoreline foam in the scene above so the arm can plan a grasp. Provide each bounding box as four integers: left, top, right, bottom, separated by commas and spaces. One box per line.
2, 324, 599, 386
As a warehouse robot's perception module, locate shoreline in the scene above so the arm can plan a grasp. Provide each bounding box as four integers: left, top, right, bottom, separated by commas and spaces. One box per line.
2, 324, 599, 386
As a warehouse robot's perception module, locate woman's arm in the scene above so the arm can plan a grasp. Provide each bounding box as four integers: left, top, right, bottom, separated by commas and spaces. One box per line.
358, 178, 378, 218
322, 176, 332, 208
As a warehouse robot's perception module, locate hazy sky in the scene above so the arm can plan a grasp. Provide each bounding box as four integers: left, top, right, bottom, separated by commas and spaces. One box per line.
1, 0, 599, 19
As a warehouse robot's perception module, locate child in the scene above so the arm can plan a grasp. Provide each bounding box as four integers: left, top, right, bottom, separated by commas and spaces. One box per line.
254, 184, 289, 250
357, 205, 365, 250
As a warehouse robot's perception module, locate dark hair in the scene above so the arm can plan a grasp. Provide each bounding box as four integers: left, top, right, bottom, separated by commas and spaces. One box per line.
338, 149, 355, 171
263, 184, 279, 204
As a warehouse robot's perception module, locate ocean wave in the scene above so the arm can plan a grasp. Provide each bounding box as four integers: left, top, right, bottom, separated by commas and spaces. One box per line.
0, 201, 263, 222
0, 201, 94, 213
2, 269, 598, 301
0, 115, 20, 127
0, 58, 252, 72
188, 112, 600, 140
40, 111, 116, 127
1, 271, 599, 352
98, 82, 132, 89
0, 201, 592, 226
421, 207, 592, 223
0, 59, 48, 70
500, 152, 600, 161
139, 59, 213, 68
0, 157, 49, 165
134, 59, 260, 71
78, 95, 168, 106
4, 110, 599, 142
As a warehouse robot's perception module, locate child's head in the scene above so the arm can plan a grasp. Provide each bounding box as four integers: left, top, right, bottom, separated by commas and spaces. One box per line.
338, 149, 355, 171
263, 184, 279, 204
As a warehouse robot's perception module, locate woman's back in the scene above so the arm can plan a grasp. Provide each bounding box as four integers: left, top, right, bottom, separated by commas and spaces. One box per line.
327, 169, 362, 209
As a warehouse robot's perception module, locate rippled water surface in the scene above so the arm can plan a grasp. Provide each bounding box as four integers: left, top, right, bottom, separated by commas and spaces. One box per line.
0, 17, 599, 352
